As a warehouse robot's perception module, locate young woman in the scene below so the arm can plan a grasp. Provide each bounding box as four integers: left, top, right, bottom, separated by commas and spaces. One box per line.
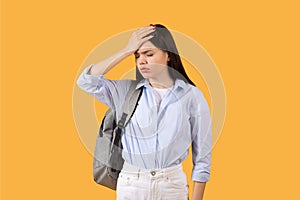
77, 24, 212, 200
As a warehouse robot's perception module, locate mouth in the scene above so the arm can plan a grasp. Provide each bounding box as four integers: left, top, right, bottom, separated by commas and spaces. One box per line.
139, 67, 150, 73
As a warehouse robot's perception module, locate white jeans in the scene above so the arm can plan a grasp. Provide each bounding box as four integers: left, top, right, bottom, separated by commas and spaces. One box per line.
116, 162, 189, 200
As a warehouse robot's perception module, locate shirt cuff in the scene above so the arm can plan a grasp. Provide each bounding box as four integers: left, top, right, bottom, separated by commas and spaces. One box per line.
191, 166, 210, 182
78, 64, 105, 86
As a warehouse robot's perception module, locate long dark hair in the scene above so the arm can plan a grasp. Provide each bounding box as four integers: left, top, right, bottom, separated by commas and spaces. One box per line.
136, 24, 195, 86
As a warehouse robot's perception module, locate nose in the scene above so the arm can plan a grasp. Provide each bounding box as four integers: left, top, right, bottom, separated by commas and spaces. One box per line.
138, 55, 147, 65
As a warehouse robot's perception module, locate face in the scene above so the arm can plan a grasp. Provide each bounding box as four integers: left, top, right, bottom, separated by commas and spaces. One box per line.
135, 41, 170, 80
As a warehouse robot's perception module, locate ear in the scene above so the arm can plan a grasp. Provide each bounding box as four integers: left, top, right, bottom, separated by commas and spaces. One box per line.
166, 52, 170, 61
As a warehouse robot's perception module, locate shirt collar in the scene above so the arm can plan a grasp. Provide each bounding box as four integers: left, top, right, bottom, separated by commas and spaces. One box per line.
136, 78, 189, 90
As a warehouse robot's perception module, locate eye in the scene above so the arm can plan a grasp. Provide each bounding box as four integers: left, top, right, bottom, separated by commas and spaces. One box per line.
146, 54, 153, 57
135, 54, 140, 59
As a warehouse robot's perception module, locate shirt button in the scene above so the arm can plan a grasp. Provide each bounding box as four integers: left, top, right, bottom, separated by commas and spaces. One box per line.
150, 171, 156, 176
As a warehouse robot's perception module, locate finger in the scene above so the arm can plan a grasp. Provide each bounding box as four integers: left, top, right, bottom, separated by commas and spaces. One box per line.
140, 26, 155, 34
135, 26, 150, 34
140, 34, 154, 43
139, 28, 156, 39
136, 26, 155, 35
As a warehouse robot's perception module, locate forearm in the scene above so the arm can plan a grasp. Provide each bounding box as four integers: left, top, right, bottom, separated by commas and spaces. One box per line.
192, 181, 206, 200
88, 26, 155, 76
88, 47, 132, 75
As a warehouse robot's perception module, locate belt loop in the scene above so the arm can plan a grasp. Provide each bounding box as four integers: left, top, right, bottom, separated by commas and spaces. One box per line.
138, 168, 140, 179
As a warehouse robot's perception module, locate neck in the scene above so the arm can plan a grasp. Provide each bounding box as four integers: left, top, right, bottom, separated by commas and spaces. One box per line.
149, 76, 174, 89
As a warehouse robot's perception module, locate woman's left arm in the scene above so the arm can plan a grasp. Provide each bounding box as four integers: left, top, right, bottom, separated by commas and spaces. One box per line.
189, 88, 212, 200
192, 181, 206, 200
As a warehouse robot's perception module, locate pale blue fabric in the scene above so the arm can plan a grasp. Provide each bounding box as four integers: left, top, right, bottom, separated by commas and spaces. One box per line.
77, 65, 212, 182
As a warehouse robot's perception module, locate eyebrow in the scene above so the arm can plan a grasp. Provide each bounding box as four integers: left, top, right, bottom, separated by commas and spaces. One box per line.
134, 49, 156, 55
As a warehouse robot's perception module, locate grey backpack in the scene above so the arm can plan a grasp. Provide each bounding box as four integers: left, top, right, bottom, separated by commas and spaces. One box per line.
93, 80, 143, 190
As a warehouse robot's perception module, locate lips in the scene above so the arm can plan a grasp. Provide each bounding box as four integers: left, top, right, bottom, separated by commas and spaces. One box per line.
140, 67, 150, 73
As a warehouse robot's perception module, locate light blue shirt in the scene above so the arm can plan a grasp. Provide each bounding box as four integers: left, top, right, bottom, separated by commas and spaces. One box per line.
77, 65, 212, 182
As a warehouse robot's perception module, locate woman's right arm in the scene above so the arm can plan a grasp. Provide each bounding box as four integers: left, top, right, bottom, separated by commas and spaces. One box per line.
88, 26, 156, 75
88, 48, 132, 76
77, 26, 155, 108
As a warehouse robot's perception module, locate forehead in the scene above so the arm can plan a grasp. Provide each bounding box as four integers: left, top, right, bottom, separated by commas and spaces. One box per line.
136, 41, 158, 53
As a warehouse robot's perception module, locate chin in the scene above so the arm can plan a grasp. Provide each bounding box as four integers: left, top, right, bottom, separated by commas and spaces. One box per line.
140, 73, 152, 79
141, 75, 150, 79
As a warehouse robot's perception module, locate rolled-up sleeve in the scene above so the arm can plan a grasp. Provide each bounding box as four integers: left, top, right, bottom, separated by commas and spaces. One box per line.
190, 88, 212, 182
76, 64, 131, 110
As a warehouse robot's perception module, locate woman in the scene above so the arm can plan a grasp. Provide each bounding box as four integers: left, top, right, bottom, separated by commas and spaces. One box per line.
77, 24, 212, 200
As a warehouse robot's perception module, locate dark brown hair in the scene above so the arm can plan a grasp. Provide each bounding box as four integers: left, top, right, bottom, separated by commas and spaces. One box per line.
136, 24, 195, 86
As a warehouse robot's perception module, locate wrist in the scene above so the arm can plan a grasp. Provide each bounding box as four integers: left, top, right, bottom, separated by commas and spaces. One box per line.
122, 47, 135, 56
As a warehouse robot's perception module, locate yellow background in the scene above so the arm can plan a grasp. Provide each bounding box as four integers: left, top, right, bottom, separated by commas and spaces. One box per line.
1, 0, 300, 199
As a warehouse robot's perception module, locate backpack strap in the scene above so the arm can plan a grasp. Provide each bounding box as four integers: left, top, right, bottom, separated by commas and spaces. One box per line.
117, 80, 143, 129
113, 80, 143, 146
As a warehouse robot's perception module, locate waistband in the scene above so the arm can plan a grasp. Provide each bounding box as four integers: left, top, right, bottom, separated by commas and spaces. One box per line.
121, 162, 183, 177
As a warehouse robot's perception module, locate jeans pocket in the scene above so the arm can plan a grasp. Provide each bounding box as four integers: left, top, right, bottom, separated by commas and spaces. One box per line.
165, 171, 188, 189
117, 172, 139, 186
